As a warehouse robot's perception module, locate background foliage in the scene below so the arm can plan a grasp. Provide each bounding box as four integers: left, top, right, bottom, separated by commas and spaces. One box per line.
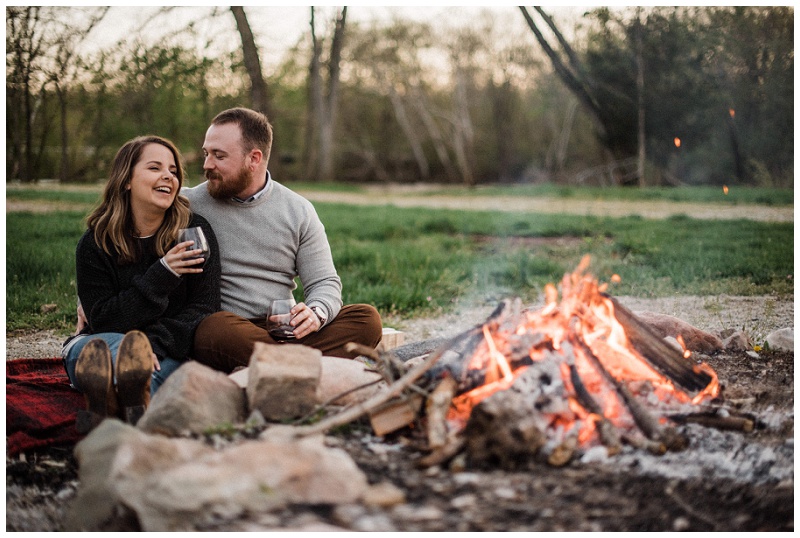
6, 6, 794, 187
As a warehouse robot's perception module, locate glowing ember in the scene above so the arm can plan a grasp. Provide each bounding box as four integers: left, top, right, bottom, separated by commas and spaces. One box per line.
674, 137, 681, 147
723, 185, 729, 195
445, 256, 720, 451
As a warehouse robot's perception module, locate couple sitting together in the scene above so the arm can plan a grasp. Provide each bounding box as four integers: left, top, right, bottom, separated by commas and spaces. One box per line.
62, 107, 383, 431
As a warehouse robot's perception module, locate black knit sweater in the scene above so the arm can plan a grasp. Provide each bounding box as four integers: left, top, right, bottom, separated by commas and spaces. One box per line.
75, 213, 221, 361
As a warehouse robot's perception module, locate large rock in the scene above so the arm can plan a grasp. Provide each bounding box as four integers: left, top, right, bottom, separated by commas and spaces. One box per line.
634, 311, 724, 354
232, 355, 386, 407
247, 343, 322, 421
766, 327, 793, 352
137, 361, 247, 436
68, 421, 372, 531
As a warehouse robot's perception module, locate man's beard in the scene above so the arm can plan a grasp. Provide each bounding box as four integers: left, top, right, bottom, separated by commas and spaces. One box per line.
206, 165, 252, 200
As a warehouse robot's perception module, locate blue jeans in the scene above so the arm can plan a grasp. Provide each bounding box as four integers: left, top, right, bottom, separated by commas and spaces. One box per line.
63, 333, 182, 395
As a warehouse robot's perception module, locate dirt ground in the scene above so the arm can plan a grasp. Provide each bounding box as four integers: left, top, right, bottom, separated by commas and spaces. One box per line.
6, 189, 793, 530
5, 295, 794, 532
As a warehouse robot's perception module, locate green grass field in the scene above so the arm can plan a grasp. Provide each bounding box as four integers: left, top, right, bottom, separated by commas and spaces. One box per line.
6, 185, 793, 334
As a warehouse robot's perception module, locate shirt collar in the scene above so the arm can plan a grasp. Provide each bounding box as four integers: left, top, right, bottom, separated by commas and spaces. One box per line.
232, 171, 271, 203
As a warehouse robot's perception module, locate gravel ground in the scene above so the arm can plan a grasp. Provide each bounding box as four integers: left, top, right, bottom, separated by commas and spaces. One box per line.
6, 295, 793, 361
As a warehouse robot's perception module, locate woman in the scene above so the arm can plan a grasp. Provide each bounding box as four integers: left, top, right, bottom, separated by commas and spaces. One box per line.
62, 135, 220, 432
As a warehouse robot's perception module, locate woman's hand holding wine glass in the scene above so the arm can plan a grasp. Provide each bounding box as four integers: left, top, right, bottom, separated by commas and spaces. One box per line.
164, 227, 209, 275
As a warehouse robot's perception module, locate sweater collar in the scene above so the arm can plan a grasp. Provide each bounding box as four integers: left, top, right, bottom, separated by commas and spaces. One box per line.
232, 171, 271, 203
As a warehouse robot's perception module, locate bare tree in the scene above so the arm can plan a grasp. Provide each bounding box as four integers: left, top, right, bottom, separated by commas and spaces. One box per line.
305, 6, 347, 182
51, 8, 108, 181
230, 6, 282, 177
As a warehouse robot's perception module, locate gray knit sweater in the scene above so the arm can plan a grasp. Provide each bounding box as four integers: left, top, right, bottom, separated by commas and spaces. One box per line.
183, 177, 342, 324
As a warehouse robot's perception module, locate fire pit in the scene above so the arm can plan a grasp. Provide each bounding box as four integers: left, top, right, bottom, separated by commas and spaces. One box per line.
302, 257, 764, 471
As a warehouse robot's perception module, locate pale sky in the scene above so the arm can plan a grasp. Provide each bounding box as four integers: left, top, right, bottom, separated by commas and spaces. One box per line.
76, 5, 595, 67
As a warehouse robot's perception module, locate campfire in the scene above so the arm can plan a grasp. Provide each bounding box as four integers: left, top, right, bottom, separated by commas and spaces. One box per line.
301, 256, 752, 468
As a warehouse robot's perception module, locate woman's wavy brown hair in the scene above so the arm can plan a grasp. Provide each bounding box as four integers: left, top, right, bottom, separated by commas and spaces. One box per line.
86, 135, 191, 264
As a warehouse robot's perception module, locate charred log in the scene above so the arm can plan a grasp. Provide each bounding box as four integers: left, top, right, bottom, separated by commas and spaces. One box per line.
572, 336, 688, 451
605, 295, 715, 396
568, 364, 622, 455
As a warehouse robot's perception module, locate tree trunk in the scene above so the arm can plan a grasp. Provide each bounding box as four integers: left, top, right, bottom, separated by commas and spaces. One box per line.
519, 7, 609, 144
388, 87, 430, 180
318, 7, 347, 182
57, 83, 69, 181
230, 6, 281, 177
410, 88, 458, 183
635, 9, 647, 187
303, 7, 322, 180
452, 69, 475, 187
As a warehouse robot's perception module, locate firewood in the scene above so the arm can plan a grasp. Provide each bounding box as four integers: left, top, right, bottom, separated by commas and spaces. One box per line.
621, 433, 667, 455
345, 342, 381, 361
572, 336, 688, 451
416, 435, 466, 468
426, 375, 457, 449
294, 333, 449, 438
369, 394, 423, 436
568, 363, 622, 455
547, 433, 578, 467
605, 295, 715, 396
668, 411, 755, 433
420, 300, 515, 390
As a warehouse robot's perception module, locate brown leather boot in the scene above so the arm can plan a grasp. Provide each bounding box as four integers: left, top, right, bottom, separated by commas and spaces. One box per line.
74, 338, 117, 433
115, 330, 154, 426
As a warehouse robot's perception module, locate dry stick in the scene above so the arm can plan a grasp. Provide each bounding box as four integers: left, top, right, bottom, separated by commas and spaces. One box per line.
417, 436, 467, 468
294, 345, 445, 438
292, 378, 386, 425
668, 412, 755, 433
345, 342, 380, 361
572, 336, 688, 451
568, 363, 622, 455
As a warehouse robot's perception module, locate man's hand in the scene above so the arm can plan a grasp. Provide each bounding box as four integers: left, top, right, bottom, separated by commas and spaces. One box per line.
290, 302, 322, 339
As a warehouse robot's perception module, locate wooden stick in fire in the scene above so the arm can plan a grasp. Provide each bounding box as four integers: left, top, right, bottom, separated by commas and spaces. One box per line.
604, 294, 715, 396
567, 363, 622, 455
571, 336, 688, 451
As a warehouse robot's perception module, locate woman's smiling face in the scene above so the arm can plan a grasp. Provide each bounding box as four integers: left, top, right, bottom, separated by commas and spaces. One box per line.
128, 143, 179, 214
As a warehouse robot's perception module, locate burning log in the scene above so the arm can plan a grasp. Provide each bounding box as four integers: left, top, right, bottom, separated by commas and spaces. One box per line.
462, 354, 572, 468
571, 336, 688, 451
604, 295, 716, 398
567, 363, 622, 455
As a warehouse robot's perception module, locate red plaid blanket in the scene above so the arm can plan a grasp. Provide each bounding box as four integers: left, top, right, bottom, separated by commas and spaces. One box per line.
6, 358, 86, 456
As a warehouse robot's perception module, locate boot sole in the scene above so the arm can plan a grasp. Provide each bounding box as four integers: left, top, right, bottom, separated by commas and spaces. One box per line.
116, 331, 153, 425
74, 339, 114, 433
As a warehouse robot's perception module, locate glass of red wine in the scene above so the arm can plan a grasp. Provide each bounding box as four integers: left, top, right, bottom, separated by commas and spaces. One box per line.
267, 298, 297, 341
177, 227, 209, 266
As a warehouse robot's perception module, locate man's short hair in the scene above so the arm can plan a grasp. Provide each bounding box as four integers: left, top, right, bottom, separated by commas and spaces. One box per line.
211, 107, 273, 162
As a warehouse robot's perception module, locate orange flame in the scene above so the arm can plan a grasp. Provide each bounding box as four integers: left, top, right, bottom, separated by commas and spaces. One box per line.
729, 108, 735, 118
723, 185, 729, 195
444, 256, 720, 448
674, 137, 681, 148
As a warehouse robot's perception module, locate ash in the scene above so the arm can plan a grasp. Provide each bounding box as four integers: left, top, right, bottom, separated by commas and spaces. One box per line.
599, 420, 794, 485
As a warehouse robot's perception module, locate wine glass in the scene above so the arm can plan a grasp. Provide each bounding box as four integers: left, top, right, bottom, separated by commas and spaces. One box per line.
267, 298, 297, 341
177, 227, 209, 266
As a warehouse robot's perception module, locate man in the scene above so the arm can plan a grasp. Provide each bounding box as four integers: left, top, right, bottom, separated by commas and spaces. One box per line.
184, 107, 383, 373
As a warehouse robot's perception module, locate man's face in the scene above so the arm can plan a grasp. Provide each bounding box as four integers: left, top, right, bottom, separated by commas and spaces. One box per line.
202, 122, 252, 199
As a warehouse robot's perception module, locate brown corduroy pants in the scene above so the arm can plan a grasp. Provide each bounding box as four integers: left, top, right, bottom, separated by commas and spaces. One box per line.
192, 304, 383, 374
